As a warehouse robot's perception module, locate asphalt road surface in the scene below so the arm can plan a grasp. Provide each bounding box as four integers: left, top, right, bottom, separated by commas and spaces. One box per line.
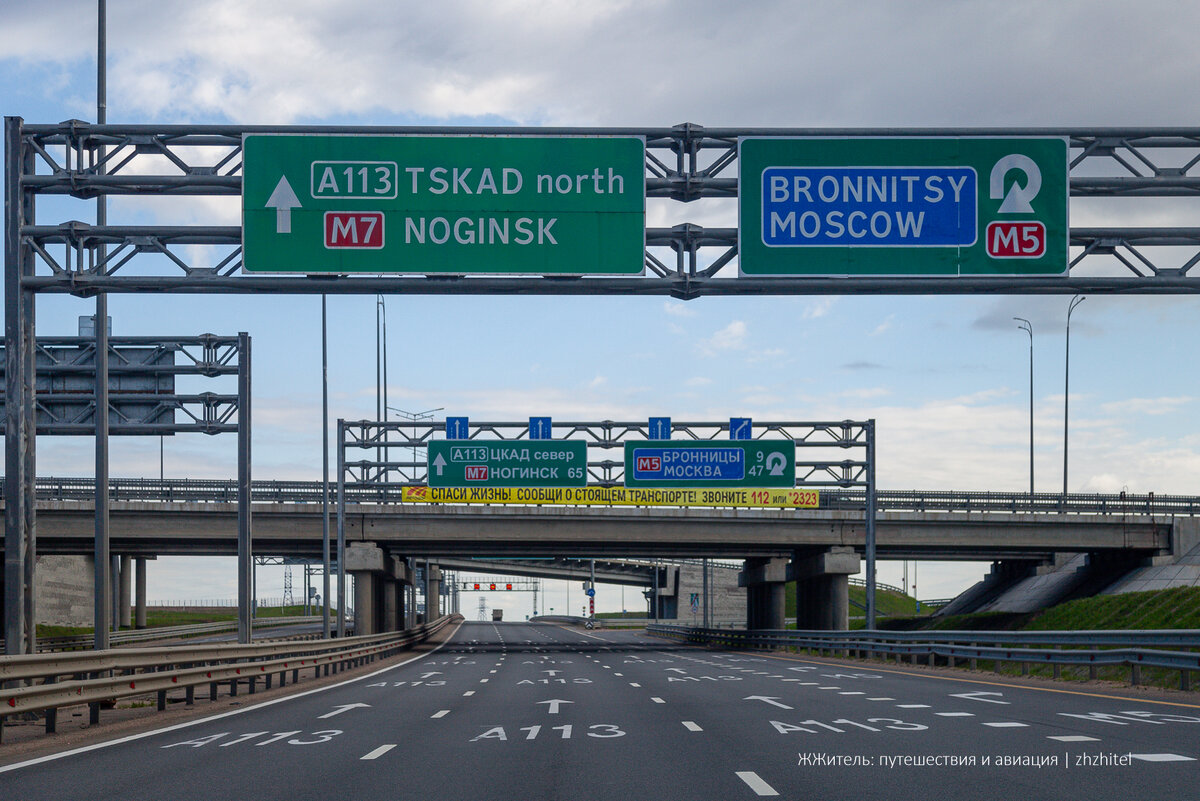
2, 621, 1197, 800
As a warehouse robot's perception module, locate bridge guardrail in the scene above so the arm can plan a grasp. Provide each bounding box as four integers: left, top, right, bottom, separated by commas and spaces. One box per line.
646, 625, 1200, 691
0, 615, 328, 654
14, 477, 1200, 516
0, 615, 461, 742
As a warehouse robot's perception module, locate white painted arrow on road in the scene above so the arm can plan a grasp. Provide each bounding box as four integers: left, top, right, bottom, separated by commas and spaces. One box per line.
319, 703, 371, 719
744, 696, 794, 710
265, 176, 301, 234
420, 672, 443, 679
665, 668, 688, 674
949, 691, 1009, 704
537, 699, 574, 714
432, 453, 447, 476
542, 670, 562, 676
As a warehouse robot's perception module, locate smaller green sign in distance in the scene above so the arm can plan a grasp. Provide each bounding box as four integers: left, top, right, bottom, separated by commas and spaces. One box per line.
427, 440, 588, 488
738, 137, 1068, 276
624, 440, 796, 488
242, 135, 645, 275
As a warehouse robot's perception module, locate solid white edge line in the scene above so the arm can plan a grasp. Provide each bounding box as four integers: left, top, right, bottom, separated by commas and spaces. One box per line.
735, 771, 779, 797
361, 744, 397, 760
0, 620, 464, 775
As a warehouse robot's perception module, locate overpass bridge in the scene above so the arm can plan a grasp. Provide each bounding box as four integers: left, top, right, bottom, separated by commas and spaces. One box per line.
5, 478, 1197, 636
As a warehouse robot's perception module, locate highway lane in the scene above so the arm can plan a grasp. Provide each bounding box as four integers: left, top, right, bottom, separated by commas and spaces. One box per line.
1, 622, 1197, 799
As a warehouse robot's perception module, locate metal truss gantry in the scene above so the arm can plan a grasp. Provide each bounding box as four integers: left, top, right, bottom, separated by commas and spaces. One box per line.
336, 418, 877, 623
8, 120, 1200, 295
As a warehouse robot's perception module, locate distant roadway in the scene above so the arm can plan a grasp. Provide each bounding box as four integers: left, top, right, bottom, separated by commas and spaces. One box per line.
1, 622, 1197, 799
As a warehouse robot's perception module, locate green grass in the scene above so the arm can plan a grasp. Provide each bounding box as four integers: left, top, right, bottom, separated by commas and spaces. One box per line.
865, 586, 1200, 692
35, 605, 312, 639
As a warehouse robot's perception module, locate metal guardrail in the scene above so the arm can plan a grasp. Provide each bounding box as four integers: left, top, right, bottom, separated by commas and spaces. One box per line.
848, 577, 906, 595
647, 625, 1200, 690
0, 616, 327, 654
13, 477, 1200, 516
0, 615, 460, 741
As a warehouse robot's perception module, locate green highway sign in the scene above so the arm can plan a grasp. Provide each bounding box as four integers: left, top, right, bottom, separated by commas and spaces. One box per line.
427, 440, 588, 488
624, 440, 796, 488
242, 135, 645, 274
738, 137, 1068, 276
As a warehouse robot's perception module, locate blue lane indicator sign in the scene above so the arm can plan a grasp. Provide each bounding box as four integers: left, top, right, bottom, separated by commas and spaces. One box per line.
730, 417, 752, 440
631, 446, 745, 482
648, 416, 671, 440
761, 167, 978, 248
529, 416, 552, 439
445, 417, 470, 440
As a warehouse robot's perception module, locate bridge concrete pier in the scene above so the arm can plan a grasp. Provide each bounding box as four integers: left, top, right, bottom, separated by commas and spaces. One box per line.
426, 565, 442, 621
119, 554, 132, 628
791, 547, 860, 630
346, 542, 389, 635
135, 557, 147, 628
740, 557, 789, 630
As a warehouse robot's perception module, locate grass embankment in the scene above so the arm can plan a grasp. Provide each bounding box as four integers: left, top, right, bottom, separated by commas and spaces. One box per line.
36, 605, 311, 639
873, 586, 1200, 690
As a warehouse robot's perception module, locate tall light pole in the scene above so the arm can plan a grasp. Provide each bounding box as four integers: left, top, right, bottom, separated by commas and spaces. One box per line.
1064, 295, 1085, 497
388, 406, 444, 481
375, 295, 387, 479
1014, 317, 1034, 497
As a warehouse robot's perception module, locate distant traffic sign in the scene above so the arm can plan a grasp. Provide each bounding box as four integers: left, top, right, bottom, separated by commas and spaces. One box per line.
243, 135, 645, 275
738, 137, 1067, 276
428, 440, 587, 488
623, 440, 795, 488
445, 417, 470, 440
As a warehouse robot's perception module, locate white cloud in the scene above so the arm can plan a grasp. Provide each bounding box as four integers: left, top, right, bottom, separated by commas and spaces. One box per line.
700, 320, 747, 354
1100, 397, 1193, 416
801, 299, 835, 320
662, 301, 697, 318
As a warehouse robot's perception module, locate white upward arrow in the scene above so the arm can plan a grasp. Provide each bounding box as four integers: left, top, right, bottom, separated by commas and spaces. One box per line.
743, 695, 794, 710
266, 176, 301, 234
432, 454, 447, 476
318, 702, 371, 719
537, 699, 574, 714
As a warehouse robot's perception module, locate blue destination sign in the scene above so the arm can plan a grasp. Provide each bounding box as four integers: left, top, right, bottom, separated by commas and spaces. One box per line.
761, 167, 977, 247
632, 446, 744, 482
623, 440, 796, 488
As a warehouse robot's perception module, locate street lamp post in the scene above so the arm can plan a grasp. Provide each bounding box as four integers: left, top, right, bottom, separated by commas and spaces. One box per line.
387, 406, 445, 482
1014, 317, 1034, 497
1064, 295, 1086, 497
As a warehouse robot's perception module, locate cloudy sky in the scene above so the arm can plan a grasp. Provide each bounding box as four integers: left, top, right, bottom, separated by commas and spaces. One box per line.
3, 0, 1199, 615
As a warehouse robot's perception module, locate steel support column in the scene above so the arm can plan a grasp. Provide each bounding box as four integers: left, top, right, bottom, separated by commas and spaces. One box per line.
236, 332, 252, 643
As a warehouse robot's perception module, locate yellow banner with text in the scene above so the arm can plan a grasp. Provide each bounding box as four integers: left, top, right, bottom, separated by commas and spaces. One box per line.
397, 485, 819, 508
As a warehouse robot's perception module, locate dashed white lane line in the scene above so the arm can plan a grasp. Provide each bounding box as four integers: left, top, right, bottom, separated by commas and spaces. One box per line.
735, 771, 779, 797
799, 682, 819, 686
838, 692, 865, 696
480, 678, 489, 683
982, 722, 1029, 728
1130, 753, 1196, 762
651, 697, 666, 704
1048, 735, 1098, 742
361, 745, 397, 760
431, 710, 450, 719
682, 721, 703, 732
463, 691, 476, 697
818, 686, 841, 690
867, 697, 894, 701
630, 682, 642, 688
489, 670, 497, 674
897, 704, 930, 709
935, 712, 975, 717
